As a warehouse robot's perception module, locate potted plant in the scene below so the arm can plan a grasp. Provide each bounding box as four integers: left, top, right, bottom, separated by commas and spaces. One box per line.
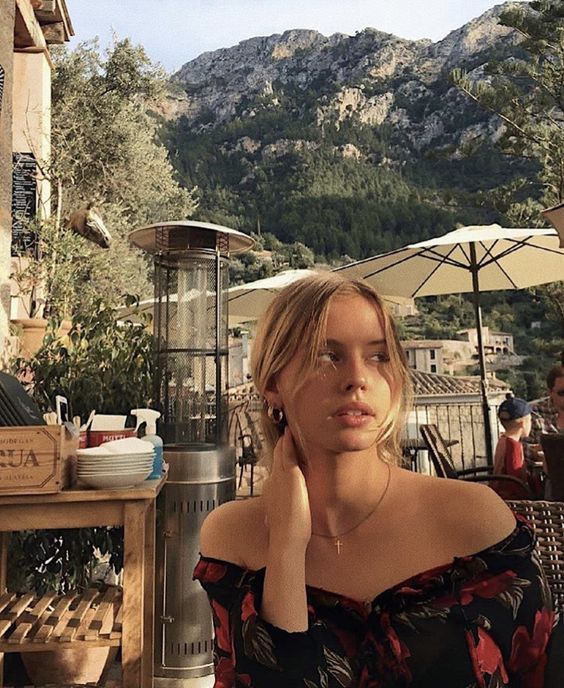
10, 213, 75, 357
7, 297, 154, 684
13, 295, 154, 420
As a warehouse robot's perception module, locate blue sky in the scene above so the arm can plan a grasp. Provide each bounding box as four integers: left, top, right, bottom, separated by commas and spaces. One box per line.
66, 0, 517, 73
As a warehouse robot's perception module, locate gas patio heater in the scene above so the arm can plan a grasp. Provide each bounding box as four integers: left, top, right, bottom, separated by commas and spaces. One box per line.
129, 220, 253, 684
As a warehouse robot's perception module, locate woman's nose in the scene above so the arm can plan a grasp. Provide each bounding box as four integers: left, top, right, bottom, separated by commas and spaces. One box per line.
342, 358, 367, 391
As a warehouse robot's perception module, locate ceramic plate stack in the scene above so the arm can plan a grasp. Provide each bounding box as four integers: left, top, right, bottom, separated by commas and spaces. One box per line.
76, 437, 155, 489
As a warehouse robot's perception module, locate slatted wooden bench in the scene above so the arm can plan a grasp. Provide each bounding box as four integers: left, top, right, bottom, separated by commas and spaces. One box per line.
0, 587, 122, 654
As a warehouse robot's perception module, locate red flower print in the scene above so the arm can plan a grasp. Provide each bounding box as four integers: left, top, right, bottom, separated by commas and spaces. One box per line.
461, 570, 517, 604
236, 674, 252, 686
214, 656, 235, 687
475, 627, 509, 682
380, 611, 412, 680
439, 570, 518, 607
241, 591, 257, 622
194, 559, 228, 583
211, 600, 231, 653
358, 665, 380, 688
508, 608, 554, 676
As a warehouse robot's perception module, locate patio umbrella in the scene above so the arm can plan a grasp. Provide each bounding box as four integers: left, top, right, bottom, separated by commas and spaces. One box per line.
227, 269, 317, 323
227, 268, 414, 323
542, 202, 564, 248
116, 272, 318, 328
335, 224, 564, 464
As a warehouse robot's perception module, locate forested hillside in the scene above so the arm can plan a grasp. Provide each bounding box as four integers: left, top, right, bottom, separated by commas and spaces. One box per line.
162, 3, 533, 259
158, 1, 562, 398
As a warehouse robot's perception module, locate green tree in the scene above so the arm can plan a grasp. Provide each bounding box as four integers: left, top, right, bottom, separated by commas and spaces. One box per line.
451, 0, 564, 213
451, 0, 564, 354
27, 39, 197, 320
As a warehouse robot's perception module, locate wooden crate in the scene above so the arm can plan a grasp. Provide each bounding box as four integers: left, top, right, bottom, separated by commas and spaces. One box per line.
0, 426, 77, 495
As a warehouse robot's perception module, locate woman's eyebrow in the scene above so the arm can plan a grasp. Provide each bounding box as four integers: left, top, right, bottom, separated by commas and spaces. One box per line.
325, 338, 387, 347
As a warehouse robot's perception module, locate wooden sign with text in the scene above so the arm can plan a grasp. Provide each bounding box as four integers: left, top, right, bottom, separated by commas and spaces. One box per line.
0, 426, 77, 495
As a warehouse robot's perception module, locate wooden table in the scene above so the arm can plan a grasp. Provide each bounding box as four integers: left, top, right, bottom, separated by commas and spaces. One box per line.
0, 474, 166, 688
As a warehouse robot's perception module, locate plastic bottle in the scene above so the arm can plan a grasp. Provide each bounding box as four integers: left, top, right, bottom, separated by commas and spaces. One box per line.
131, 408, 163, 479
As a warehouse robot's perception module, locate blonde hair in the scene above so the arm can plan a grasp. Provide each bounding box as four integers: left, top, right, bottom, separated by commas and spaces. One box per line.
250, 272, 412, 468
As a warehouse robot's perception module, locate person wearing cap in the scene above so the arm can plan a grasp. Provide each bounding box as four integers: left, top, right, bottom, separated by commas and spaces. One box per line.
492, 394, 537, 500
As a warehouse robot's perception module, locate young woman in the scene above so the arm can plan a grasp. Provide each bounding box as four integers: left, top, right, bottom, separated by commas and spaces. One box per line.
194, 273, 553, 687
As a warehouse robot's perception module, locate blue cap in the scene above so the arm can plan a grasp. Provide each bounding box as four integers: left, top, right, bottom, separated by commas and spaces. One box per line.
498, 395, 532, 421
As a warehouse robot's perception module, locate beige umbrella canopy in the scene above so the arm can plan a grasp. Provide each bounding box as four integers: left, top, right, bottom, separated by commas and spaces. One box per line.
117, 273, 317, 328
226, 269, 412, 321
335, 225, 563, 297
336, 223, 564, 463
119, 268, 413, 327
227, 269, 318, 324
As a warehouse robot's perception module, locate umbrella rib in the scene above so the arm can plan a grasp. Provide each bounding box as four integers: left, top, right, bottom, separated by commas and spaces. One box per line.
362, 246, 466, 277
475, 241, 521, 288
476, 238, 563, 290
478, 237, 564, 265
411, 245, 464, 295
362, 245, 464, 295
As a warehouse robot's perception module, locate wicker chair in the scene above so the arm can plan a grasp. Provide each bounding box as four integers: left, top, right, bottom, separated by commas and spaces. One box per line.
506, 499, 564, 686
506, 499, 564, 613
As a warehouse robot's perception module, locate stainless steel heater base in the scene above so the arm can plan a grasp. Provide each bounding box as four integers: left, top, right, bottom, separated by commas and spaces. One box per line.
154, 444, 235, 681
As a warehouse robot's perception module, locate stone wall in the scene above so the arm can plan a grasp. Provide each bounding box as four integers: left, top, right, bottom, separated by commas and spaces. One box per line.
0, 3, 15, 347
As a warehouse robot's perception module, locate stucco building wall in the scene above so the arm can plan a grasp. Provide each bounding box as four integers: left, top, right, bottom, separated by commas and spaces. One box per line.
0, 3, 15, 347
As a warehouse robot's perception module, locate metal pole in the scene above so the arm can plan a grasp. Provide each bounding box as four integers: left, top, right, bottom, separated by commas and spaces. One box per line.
215, 248, 222, 444
469, 243, 494, 465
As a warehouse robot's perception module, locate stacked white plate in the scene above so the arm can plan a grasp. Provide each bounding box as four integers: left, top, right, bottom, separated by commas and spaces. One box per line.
77, 437, 155, 489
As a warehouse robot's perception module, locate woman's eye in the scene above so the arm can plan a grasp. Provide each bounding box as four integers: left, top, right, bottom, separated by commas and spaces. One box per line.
318, 351, 338, 362
371, 351, 390, 362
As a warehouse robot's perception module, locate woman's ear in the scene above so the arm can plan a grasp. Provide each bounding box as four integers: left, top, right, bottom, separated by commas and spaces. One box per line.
264, 377, 283, 410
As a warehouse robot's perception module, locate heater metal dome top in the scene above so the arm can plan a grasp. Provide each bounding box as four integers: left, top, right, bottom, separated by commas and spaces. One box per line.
128, 220, 255, 256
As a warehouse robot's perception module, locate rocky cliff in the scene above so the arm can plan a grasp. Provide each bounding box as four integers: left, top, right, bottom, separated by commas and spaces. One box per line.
161, 2, 531, 259
169, 3, 518, 147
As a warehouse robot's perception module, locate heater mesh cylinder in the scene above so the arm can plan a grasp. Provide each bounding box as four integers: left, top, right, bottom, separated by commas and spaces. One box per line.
153, 252, 229, 447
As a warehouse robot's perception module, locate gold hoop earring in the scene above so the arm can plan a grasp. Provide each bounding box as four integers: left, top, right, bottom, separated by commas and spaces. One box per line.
267, 406, 284, 424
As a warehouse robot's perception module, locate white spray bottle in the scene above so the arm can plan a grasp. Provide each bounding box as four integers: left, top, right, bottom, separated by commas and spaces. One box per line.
131, 408, 163, 479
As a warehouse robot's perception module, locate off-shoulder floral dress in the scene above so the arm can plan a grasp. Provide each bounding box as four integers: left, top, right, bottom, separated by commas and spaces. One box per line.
193, 517, 555, 687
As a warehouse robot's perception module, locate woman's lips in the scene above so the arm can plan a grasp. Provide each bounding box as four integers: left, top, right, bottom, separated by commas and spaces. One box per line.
333, 402, 375, 416
333, 413, 374, 427
332, 403, 375, 427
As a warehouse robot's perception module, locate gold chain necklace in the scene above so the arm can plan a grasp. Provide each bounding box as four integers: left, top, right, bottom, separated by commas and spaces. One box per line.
311, 462, 392, 554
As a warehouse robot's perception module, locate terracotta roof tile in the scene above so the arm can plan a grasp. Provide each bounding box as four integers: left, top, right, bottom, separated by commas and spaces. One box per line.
411, 369, 510, 396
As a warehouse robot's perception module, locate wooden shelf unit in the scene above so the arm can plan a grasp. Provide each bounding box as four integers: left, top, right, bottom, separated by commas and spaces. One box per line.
0, 588, 122, 654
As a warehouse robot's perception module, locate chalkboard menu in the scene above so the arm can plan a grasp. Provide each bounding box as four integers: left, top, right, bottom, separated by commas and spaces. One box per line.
11, 152, 38, 257
0, 64, 4, 114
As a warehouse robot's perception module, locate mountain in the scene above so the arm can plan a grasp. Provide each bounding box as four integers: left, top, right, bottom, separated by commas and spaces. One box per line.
161, 2, 533, 260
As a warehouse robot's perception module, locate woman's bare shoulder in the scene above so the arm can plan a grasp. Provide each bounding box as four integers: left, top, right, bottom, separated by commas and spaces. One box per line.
397, 469, 516, 553
428, 474, 516, 552
200, 497, 267, 568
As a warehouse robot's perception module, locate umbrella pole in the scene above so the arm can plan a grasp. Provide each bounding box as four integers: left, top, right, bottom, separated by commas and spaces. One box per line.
470, 244, 494, 466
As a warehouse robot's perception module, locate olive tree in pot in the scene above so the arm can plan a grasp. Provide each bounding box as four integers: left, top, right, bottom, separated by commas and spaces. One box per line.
8, 296, 154, 684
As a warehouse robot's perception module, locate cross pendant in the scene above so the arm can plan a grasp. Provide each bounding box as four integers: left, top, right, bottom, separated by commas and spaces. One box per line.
334, 538, 343, 554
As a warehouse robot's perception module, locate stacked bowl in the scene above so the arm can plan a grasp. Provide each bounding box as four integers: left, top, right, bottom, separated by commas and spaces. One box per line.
76, 437, 155, 489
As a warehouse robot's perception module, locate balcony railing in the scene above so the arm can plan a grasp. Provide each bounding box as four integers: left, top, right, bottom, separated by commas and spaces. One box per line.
229, 388, 500, 476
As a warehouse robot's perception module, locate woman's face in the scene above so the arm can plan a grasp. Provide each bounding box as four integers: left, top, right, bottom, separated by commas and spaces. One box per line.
272, 294, 395, 457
